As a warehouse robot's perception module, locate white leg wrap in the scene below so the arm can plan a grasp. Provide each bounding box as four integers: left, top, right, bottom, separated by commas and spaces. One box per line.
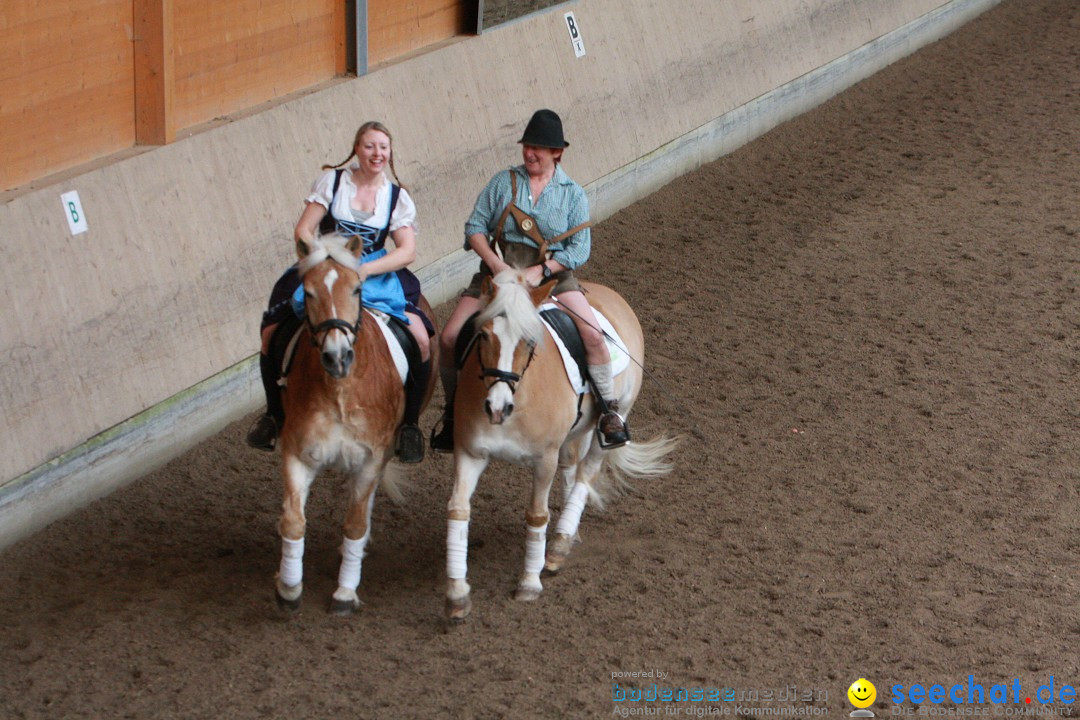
556, 483, 589, 538
447, 519, 469, 580
279, 536, 304, 587
337, 535, 368, 592
523, 523, 548, 576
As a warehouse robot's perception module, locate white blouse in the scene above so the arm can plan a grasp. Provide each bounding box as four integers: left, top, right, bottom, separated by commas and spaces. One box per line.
306, 164, 417, 233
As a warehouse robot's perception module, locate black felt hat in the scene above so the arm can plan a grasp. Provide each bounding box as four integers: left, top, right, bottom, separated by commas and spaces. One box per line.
518, 109, 569, 148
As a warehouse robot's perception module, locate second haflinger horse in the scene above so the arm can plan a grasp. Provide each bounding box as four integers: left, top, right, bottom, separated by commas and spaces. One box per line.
445, 269, 678, 620
274, 234, 436, 615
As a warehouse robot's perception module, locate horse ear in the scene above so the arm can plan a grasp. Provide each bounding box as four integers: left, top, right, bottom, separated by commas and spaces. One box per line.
480, 274, 495, 300
530, 278, 557, 307
296, 236, 314, 259
343, 234, 363, 256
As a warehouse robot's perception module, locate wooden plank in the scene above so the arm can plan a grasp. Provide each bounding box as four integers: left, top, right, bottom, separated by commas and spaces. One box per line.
0, 0, 134, 190
368, 0, 466, 66
171, 0, 338, 129
1, 77, 133, 190
134, 0, 175, 144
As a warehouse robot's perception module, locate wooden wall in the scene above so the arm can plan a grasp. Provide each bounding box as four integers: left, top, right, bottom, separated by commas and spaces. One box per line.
368, 0, 468, 67
2, 0, 347, 193
0, 0, 136, 192
172, 0, 344, 132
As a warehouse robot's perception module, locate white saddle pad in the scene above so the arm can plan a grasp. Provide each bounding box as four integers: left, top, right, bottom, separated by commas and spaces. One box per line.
369, 310, 409, 384
538, 303, 631, 394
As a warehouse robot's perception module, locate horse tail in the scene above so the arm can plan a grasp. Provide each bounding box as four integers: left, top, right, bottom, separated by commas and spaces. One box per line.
379, 461, 409, 504
588, 434, 681, 510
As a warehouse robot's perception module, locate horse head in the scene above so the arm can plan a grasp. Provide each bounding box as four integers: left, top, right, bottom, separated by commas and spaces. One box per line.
296, 234, 365, 379
473, 270, 555, 424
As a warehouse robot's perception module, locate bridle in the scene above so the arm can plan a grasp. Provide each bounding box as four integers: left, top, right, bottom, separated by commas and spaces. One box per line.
476, 328, 537, 395
304, 261, 363, 348
307, 314, 361, 347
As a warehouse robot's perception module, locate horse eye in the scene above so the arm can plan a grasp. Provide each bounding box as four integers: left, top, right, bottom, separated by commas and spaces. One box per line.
353, 286, 362, 296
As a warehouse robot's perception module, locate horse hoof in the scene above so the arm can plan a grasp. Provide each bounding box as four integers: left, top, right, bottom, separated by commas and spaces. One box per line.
276, 591, 301, 614
544, 533, 573, 574
514, 587, 542, 602
445, 595, 472, 621
329, 597, 362, 616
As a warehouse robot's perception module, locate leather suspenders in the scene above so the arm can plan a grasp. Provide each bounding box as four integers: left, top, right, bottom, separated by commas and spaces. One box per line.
490, 170, 591, 260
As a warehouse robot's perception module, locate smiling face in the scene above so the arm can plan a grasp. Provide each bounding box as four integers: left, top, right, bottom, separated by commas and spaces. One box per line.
847, 679, 877, 709
521, 143, 561, 179
355, 128, 391, 178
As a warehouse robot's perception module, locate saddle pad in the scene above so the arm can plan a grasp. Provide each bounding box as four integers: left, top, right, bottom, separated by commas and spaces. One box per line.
538, 303, 631, 394
369, 310, 409, 384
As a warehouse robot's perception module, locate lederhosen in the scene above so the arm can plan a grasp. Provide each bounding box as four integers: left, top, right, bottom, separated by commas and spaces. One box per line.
462, 170, 591, 298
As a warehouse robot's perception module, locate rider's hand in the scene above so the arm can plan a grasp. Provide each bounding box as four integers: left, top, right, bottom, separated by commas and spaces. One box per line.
524, 264, 544, 287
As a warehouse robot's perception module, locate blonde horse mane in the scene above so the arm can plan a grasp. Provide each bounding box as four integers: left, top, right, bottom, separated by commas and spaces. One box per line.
476, 269, 547, 347
297, 233, 360, 276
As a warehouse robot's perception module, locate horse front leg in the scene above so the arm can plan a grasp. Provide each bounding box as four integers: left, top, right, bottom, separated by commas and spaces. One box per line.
445, 451, 487, 621
516, 450, 559, 602
330, 461, 380, 616
276, 452, 317, 612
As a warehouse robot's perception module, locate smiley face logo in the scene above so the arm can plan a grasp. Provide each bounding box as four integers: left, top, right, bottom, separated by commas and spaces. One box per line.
847, 678, 876, 709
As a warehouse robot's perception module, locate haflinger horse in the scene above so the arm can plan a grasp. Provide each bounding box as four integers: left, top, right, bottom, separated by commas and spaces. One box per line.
274, 233, 436, 615
445, 269, 678, 620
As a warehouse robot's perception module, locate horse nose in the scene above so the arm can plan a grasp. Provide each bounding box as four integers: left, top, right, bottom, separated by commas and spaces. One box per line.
322, 349, 353, 379
484, 399, 513, 424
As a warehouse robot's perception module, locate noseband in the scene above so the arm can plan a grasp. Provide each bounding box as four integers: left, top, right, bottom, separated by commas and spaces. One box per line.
307, 315, 361, 347
477, 333, 536, 394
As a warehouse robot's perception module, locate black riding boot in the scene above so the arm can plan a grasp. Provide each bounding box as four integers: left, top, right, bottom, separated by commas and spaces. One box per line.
246, 352, 284, 451
395, 359, 430, 464
429, 365, 457, 454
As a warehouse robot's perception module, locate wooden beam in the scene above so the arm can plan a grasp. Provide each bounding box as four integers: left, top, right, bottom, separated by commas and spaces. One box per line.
134, 0, 175, 145
335, 0, 348, 75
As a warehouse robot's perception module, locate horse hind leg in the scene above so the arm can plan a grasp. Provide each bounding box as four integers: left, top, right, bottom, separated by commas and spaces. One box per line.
545, 447, 604, 574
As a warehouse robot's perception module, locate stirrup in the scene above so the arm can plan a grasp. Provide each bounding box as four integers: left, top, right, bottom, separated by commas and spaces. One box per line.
429, 412, 454, 454
596, 410, 629, 450
395, 423, 425, 464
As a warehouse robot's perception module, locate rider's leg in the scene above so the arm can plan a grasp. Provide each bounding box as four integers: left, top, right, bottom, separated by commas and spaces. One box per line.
396, 312, 431, 464
556, 291, 630, 449
247, 324, 283, 450
431, 295, 484, 453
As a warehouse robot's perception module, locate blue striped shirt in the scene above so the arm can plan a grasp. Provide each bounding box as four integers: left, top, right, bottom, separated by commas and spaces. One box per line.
464, 164, 591, 270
